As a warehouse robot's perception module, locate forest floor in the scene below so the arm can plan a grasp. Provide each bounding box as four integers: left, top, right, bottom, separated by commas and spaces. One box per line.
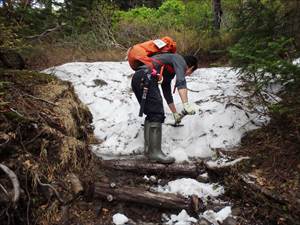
225, 90, 300, 225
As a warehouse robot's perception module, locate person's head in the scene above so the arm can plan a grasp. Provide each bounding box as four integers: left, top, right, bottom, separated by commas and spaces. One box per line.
184, 55, 198, 76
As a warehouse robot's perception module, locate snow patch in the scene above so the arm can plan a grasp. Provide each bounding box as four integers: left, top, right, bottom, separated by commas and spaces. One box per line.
202, 206, 232, 225
164, 210, 197, 225
155, 178, 224, 200
44, 62, 274, 161
112, 213, 129, 225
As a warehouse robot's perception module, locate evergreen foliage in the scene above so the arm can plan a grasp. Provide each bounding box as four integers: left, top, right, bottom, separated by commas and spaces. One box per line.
229, 0, 300, 95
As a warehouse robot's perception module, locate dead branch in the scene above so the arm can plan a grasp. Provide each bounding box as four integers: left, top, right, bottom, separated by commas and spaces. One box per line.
23, 94, 58, 106
100, 159, 204, 178
0, 183, 9, 197
0, 164, 20, 205
25, 24, 62, 40
205, 157, 250, 170
35, 175, 64, 204
9, 107, 25, 118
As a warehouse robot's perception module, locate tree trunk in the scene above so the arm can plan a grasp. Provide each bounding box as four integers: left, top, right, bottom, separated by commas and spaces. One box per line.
100, 159, 204, 177
212, 0, 222, 30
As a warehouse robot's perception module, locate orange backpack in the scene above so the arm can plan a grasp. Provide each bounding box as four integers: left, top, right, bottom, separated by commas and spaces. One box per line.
127, 36, 176, 72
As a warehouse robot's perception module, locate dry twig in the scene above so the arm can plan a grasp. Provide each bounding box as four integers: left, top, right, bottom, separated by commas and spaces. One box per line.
23, 94, 58, 106
9, 107, 24, 118
0, 183, 9, 197
35, 175, 64, 204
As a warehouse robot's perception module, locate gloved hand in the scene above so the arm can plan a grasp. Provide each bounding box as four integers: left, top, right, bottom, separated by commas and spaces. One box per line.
182, 102, 196, 115
173, 112, 182, 124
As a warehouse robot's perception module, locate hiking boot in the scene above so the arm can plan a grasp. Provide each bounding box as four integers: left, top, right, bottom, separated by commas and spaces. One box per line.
148, 122, 175, 164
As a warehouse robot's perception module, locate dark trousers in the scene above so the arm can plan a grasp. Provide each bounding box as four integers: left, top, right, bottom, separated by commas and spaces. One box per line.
131, 69, 165, 123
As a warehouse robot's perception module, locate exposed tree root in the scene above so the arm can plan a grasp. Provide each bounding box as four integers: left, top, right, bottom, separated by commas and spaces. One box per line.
0, 163, 20, 207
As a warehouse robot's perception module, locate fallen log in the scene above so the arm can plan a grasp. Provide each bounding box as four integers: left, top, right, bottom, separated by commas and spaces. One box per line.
100, 159, 204, 178
92, 182, 201, 213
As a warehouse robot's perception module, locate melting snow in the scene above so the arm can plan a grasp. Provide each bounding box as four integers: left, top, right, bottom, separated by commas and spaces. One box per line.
112, 213, 129, 225
164, 210, 197, 225
44, 62, 272, 161
155, 178, 224, 200
202, 206, 232, 225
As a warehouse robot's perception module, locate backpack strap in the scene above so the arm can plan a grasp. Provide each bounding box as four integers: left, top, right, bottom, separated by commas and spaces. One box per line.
151, 58, 175, 81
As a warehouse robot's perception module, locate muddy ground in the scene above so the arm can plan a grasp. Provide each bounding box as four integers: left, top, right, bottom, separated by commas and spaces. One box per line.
0, 68, 299, 225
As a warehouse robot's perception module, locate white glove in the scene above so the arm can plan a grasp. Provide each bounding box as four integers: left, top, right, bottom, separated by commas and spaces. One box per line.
183, 102, 196, 115
173, 112, 182, 124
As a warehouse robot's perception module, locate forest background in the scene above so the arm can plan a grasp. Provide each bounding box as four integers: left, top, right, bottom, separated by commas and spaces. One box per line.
1, 0, 300, 96
1, 1, 300, 224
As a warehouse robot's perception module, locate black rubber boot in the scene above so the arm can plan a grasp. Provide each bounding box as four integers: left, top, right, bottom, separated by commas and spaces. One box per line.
148, 122, 175, 164
144, 119, 150, 155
